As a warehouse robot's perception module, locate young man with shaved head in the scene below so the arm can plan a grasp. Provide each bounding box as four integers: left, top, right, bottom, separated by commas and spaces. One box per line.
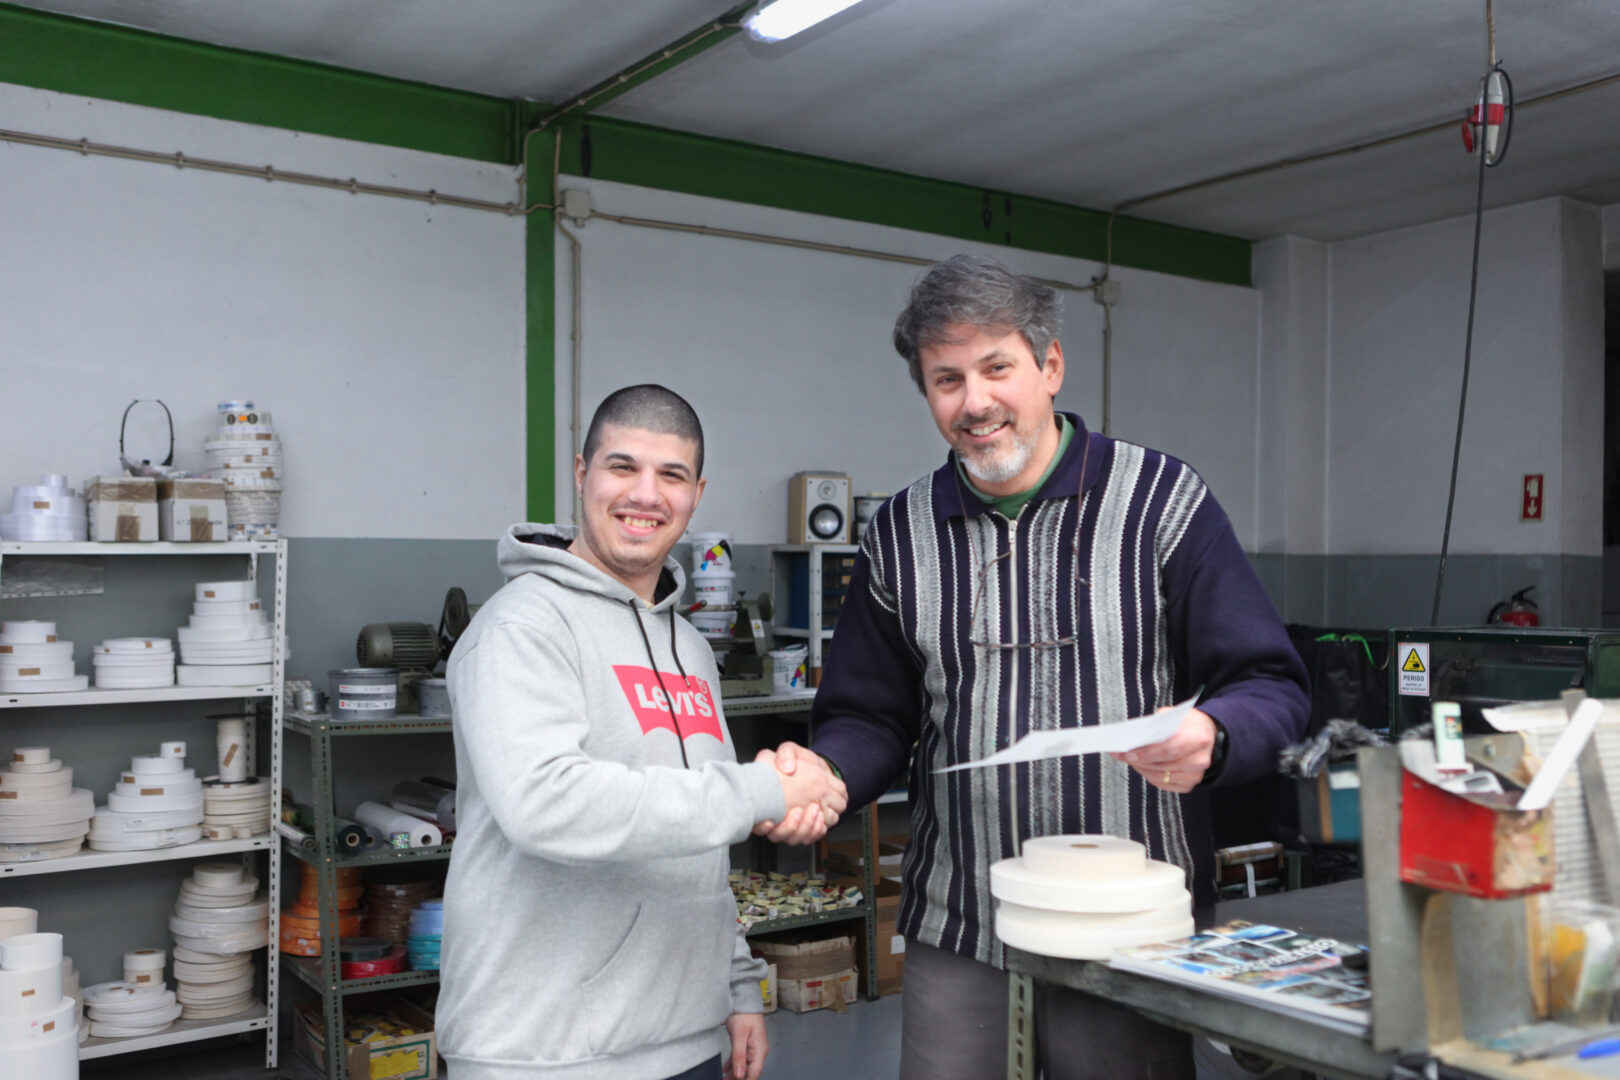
764, 256, 1309, 1079
442, 385, 846, 1080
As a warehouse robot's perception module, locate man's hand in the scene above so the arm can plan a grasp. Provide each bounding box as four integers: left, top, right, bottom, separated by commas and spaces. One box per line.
753, 742, 846, 844
1109, 707, 1217, 794
724, 1011, 768, 1080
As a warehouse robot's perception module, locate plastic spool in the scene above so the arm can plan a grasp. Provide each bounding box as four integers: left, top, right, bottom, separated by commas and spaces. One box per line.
178, 664, 273, 687
0, 643, 72, 662
0, 906, 38, 940
0, 622, 56, 644
129, 754, 183, 777
2, 933, 63, 972
353, 802, 441, 847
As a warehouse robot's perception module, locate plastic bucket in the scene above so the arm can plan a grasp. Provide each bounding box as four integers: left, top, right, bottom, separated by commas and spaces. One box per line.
690, 611, 736, 640
693, 571, 735, 607
690, 532, 733, 577
769, 648, 809, 692
416, 677, 451, 719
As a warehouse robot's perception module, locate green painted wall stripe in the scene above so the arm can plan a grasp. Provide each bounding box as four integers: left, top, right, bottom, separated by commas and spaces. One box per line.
546, 115, 1251, 287
527, 204, 558, 522
0, 3, 517, 162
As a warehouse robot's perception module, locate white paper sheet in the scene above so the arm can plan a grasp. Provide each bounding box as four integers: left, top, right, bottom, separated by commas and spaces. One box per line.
936, 693, 1200, 773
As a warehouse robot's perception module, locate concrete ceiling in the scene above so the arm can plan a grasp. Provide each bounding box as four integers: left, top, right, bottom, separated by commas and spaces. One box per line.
12, 0, 1620, 242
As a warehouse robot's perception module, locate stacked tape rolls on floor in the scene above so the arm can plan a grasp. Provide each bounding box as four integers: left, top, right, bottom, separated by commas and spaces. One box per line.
169, 863, 265, 1020
990, 836, 1194, 959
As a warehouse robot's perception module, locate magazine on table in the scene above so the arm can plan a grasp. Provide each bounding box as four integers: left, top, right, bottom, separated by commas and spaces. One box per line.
1109, 920, 1371, 1034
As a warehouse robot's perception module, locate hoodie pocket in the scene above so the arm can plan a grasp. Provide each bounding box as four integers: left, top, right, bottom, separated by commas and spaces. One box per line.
582, 890, 734, 1059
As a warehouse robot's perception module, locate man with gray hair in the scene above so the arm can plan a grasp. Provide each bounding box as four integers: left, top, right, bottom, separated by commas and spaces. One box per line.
763, 255, 1308, 1078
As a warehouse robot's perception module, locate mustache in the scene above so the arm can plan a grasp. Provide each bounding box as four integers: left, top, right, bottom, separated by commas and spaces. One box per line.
952, 411, 1012, 433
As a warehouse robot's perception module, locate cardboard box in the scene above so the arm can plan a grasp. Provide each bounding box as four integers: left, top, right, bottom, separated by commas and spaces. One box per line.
825, 833, 907, 879
760, 962, 777, 1015
156, 478, 227, 542
294, 998, 438, 1080
778, 968, 858, 1013
84, 475, 158, 542
851, 878, 905, 996
751, 932, 854, 982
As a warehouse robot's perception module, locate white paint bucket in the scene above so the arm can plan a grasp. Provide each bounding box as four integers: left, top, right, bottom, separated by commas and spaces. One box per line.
690, 611, 736, 639
690, 532, 733, 576
692, 571, 735, 607
769, 648, 809, 692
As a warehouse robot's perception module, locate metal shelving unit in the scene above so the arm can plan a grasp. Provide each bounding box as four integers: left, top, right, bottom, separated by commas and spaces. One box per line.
0, 538, 286, 1067
768, 544, 858, 680
281, 710, 451, 1080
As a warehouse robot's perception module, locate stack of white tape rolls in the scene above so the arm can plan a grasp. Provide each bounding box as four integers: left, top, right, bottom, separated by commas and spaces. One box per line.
88, 743, 203, 852
0, 622, 87, 694
91, 638, 175, 690
990, 836, 1194, 960
0, 928, 80, 1077
0, 748, 93, 863
0, 475, 86, 542
83, 963, 180, 1039
206, 402, 282, 539
176, 582, 272, 687
169, 863, 264, 1018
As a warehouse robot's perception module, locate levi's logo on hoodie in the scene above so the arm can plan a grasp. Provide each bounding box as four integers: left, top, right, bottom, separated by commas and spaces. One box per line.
611, 666, 723, 742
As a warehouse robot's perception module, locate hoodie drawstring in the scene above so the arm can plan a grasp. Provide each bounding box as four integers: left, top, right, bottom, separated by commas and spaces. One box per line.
628, 599, 692, 769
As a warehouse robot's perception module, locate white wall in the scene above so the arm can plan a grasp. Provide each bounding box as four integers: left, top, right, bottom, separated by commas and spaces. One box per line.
552, 177, 1262, 546
1325, 197, 1603, 558
1254, 235, 1329, 556
0, 83, 526, 541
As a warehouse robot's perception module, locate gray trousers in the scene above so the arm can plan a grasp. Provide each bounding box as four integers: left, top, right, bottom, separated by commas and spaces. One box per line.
900, 940, 1195, 1080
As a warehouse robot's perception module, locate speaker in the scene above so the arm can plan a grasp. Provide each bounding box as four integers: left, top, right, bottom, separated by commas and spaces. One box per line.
788, 472, 851, 544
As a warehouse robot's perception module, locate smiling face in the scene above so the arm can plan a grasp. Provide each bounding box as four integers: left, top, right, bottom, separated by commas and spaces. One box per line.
918, 323, 1065, 496
570, 423, 706, 603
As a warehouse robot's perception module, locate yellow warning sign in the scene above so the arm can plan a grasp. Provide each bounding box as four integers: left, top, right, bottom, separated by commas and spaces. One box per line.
1402, 649, 1426, 673
1398, 642, 1430, 695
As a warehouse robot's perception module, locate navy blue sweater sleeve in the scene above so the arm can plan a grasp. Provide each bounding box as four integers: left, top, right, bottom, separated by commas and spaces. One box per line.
1163, 493, 1310, 785
809, 548, 920, 812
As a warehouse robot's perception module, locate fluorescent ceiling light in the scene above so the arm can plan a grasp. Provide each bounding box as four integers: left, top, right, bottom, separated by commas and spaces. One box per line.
743, 0, 866, 43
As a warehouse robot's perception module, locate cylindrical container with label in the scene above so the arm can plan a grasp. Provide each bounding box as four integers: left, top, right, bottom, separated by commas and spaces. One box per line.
1432, 701, 1466, 773
328, 668, 398, 721
215, 719, 248, 782
689, 532, 733, 577
690, 611, 736, 640
854, 494, 887, 540
692, 570, 735, 608
768, 648, 809, 692
415, 678, 451, 720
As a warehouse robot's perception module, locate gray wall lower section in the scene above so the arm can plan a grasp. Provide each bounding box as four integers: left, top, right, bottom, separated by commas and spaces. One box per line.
1249, 552, 1603, 629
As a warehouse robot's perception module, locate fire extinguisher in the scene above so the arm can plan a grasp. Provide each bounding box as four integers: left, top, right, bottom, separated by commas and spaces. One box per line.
1487, 586, 1538, 627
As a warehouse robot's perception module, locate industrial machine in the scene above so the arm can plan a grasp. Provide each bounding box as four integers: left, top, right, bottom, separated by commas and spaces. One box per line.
1386, 626, 1620, 735
707, 593, 776, 698
355, 587, 481, 714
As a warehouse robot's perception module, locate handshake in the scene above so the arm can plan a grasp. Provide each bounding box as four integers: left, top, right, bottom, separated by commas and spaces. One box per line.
753, 742, 847, 845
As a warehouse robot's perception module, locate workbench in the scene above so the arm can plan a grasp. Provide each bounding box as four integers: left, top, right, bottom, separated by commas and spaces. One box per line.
1004, 879, 1620, 1080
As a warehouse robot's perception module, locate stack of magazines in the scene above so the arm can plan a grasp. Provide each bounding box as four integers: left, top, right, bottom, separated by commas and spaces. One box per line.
1109, 920, 1371, 1034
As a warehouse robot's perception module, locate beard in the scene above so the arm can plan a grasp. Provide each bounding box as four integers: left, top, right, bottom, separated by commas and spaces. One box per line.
956, 415, 1040, 486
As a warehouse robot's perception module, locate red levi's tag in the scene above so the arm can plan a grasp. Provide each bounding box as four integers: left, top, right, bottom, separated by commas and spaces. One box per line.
612, 665, 724, 742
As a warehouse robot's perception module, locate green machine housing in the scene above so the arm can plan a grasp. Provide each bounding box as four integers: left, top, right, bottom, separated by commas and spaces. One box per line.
1385, 627, 1620, 735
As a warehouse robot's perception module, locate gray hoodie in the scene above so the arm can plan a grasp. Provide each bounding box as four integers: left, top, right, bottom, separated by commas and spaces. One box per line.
439, 525, 784, 1080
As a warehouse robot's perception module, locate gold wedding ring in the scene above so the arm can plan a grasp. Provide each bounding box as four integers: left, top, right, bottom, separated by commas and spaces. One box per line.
1162, 770, 1171, 785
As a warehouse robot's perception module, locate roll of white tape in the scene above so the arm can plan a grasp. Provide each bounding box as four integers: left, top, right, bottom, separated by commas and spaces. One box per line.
0, 676, 87, 694
0, 623, 56, 644
9, 749, 49, 767
172, 945, 228, 966
993, 899, 1197, 960
86, 826, 202, 851
190, 599, 261, 615
88, 1009, 181, 1037
0, 660, 75, 681
1, 933, 63, 972
128, 754, 183, 776
354, 801, 443, 848
92, 651, 177, 667
172, 958, 251, 983
87, 805, 196, 835
0, 782, 72, 804
0, 768, 73, 792
0, 1028, 79, 1080
177, 664, 273, 687
0, 820, 90, 845
0, 991, 75, 1042
83, 981, 178, 1012
186, 612, 262, 629
1021, 835, 1149, 879
0, 789, 94, 823
191, 863, 244, 888
0, 961, 62, 1016
96, 638, 173, 655
176, 972, 253, 1001
105, 790, 203, 814
989, 855, 1188, 914
5, 759, 63, 776
0, 837, 85, 862
171, 900, 268, 926
167, 925, 269, 955
113, 777, 203, 799
194, 582, 254, 602
0, 643, 72, 662
160, 742, 186, 759
0, 907, 39, 941
121, 949, 165, 973
93, 671, 176, 690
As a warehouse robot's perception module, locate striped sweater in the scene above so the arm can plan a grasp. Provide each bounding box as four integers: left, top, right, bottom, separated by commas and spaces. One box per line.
811, 413, 1309, 967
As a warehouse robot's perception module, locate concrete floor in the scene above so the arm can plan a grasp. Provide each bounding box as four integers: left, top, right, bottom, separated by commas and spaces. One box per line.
77, 995, 906, 1080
